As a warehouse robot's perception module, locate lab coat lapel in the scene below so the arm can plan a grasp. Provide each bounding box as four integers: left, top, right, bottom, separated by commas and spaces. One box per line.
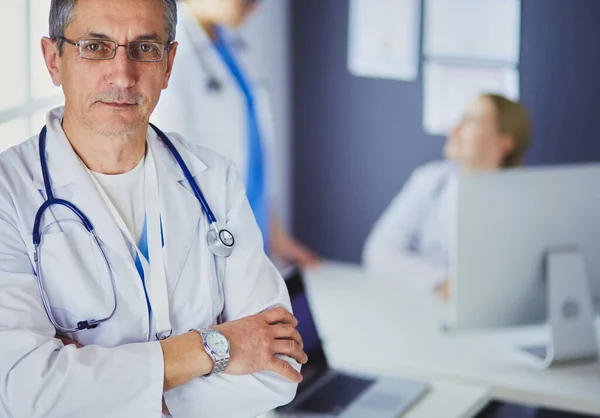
33, 110, 141, 275
146, 130, 206, 290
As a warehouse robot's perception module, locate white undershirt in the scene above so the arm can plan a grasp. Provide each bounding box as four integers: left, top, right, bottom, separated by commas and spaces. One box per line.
91, 157, 146, 244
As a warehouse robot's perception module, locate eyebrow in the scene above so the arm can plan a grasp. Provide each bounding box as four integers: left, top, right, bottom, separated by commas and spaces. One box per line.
133, 33, 164, 42
81, 31, 165, 42
81, 32, 111, 40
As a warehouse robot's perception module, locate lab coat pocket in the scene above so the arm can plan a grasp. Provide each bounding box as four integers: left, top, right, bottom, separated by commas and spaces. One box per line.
198, 232, 225, 325
171, 246, 223, 330
200, 249, 222, 326
35, 231, 114, 330
211, 254, 226, 324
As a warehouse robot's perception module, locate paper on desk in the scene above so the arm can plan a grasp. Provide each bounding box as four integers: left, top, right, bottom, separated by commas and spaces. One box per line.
347, 0, 421, 81
423, 61, 519, 136
424, 0, 521, 64
405, 381, 490, 418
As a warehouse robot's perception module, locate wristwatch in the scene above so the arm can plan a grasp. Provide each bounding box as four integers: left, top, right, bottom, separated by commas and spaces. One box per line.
191, 328, 230, 376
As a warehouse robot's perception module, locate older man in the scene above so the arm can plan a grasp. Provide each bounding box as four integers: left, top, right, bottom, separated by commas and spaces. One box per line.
0, 0, 306, 417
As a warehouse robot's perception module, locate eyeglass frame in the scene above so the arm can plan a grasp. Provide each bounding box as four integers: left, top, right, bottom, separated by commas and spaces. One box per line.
59, 36, 175, 62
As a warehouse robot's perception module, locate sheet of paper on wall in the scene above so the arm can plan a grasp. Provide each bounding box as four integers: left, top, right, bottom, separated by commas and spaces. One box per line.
423, 61, 519, 136
347, 0, 421, 81
424, 0, 521, 64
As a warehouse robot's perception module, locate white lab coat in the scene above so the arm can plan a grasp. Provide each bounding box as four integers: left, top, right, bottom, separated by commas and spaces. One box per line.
362, 161, 458, 292
0, 108, 298, 418
151, 2, 277, 200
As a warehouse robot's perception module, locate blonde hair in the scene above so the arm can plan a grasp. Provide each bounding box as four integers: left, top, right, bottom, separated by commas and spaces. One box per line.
482, 94, 532, 168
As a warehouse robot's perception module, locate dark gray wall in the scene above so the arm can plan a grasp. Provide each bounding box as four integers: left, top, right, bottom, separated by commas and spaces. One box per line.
292, 0, 600, 262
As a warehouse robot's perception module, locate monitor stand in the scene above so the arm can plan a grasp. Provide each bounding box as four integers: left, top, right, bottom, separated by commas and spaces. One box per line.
519, 247, 598, 368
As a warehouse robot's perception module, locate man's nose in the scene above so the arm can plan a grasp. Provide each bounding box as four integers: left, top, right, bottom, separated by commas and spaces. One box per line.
105, 46, 137, 90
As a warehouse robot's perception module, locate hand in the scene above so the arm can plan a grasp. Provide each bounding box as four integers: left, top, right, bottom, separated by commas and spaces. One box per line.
436, 278, 450, 301
271, 224, 320, 269
213, 307, 308, 382
57, 335, 83, 349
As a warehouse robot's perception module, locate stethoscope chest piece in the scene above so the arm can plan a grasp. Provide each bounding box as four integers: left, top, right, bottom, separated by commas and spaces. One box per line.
207, 226, 235, 258
207, 77, 222, 93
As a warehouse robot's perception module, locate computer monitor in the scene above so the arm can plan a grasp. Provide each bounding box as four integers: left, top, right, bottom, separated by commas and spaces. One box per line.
449, 163, 600, 329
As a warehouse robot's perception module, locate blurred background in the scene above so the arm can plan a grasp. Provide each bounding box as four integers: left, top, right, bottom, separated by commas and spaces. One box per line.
3, 0, 600, 261
290, 0, 600, 262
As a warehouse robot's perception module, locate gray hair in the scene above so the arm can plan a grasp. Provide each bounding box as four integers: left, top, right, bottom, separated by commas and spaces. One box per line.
49, 0, 178, 53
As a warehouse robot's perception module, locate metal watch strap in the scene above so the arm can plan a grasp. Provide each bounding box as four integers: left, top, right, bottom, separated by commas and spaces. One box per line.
212, 356, 228, 374
191, 328, 229, 377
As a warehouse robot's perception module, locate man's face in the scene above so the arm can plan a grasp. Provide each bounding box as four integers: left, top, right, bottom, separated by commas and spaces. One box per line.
43, 0, 177, 137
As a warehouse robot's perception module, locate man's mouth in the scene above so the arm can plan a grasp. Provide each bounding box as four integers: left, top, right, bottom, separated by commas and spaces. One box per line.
99, 101, 137, 108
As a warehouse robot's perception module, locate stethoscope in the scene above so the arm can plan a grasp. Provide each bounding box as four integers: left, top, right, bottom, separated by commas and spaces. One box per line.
192, 27, 249, 94
33, 124, 235, 334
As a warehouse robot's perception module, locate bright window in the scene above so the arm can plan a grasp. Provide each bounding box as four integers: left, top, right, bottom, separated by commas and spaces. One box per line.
0, 0, 64, 152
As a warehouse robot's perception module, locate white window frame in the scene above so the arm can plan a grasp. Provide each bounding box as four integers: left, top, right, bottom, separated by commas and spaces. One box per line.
0, 1, 63, 147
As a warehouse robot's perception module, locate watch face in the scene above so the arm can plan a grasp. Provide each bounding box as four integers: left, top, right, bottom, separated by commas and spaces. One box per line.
206, 332, 229, 356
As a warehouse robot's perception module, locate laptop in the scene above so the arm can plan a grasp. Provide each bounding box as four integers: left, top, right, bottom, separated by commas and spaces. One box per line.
276, 267, 429, 418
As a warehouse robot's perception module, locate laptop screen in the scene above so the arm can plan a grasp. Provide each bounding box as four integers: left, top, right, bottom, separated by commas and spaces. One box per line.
284, 267, 329, 392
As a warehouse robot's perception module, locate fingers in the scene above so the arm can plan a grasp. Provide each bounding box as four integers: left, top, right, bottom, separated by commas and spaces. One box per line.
285, 239, 320, 268
261, 307, 298, 327
272, 323, 303, 348
297, 252, 321, 268
266, 358, 304, 383
435, 279, 450, 301
272, 339, 308, 365
58, 337, 83, 349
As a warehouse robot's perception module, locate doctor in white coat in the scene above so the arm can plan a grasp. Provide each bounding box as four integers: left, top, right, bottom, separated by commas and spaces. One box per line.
152, 0, 320, 269
363, 94, 532, 297
0, 0, 307, 417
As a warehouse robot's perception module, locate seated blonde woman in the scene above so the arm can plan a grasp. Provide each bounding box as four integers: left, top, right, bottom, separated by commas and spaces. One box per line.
362, 94, 532, 296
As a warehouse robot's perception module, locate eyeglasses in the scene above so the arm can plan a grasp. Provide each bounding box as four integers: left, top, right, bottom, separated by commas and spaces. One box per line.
60, 37, 173, 62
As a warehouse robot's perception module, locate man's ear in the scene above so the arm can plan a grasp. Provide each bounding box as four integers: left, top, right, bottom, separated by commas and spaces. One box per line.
41, 37, 63, 87
162, 41, 179, 90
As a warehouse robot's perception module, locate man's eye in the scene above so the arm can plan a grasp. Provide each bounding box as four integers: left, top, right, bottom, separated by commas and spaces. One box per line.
86, 42, 102, 52
138, 43, 158, 53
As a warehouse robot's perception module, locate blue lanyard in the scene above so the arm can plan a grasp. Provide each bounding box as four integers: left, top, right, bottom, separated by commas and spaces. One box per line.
212, 27, 269, 251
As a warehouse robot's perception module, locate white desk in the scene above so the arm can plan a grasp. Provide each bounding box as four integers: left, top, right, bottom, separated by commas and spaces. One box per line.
395, 381, 489, 418
302, 261, 600, 416
263, 380, 489, 418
